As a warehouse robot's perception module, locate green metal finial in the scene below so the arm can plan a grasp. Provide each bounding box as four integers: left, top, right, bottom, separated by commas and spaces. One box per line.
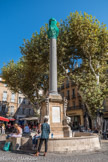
47, 18, 59, 39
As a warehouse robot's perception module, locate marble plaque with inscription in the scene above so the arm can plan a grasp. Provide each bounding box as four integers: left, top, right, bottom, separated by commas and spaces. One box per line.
52, 106, 60, 123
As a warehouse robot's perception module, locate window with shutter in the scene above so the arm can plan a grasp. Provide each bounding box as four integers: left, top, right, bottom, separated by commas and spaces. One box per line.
10, 106, 14, 115
3, 91, 7, 101
11, 93, 15, 102
72, 89, 75, 98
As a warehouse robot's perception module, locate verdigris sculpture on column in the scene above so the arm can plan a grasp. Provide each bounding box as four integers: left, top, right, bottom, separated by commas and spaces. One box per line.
48, 18, 59, 95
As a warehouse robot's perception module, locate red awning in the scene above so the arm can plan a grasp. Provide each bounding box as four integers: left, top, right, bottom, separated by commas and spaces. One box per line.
9, 118, 15, 121
0, 116, 9, 122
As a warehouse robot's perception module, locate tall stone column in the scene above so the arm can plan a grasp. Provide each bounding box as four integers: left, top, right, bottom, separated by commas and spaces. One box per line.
48, 18, 59, 95
41, 18, 70, 138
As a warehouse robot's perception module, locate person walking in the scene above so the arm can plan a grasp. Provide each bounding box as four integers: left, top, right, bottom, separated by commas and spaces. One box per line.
35, 118, 50, 156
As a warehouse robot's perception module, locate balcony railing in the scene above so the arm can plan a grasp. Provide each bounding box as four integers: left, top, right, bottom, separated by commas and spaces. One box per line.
67, 105, 84, 111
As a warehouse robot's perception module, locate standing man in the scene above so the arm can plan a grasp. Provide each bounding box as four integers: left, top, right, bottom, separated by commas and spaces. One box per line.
35, 118, 50, 156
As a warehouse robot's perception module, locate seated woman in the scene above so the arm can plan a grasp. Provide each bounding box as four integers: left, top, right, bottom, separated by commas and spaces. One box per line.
7, 124, 22, 138
32, 123, 41, 150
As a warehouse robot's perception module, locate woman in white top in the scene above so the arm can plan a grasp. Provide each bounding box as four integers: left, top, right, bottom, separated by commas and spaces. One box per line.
11, 124, 22, 137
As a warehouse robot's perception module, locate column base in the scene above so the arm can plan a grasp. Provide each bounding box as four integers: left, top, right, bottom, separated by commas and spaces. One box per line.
40, 94, 72, 138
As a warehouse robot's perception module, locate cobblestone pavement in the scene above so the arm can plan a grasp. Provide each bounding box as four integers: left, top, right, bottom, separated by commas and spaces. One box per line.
0, 140, 108, 162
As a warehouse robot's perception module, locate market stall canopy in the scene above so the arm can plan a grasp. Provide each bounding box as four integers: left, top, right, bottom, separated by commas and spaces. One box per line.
0, 116, 9, 122
8, 118, 15, 121
19, 117, 38, 121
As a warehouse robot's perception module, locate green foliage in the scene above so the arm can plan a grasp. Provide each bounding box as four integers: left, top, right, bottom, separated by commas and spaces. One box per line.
57, 11, 108, 117
2, 25, 50, 105
2, 11, 108, 116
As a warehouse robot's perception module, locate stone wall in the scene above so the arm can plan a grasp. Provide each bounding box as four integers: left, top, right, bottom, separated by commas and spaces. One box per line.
0, 133, 100, 152
46, 136, 100, 152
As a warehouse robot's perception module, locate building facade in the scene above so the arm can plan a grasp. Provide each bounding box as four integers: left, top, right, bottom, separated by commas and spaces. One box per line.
59, 77, 108, 130
59, 78, 85, 130
0, 76, 34, 120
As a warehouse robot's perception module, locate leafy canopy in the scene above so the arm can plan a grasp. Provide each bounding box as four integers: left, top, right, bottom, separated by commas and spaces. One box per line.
2, 11, 108, 116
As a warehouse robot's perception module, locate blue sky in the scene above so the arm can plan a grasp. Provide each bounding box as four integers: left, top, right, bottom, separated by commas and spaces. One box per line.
0, 0, 108, 72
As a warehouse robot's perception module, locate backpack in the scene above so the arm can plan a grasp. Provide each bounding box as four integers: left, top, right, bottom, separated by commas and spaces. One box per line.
3, 142, 11, 151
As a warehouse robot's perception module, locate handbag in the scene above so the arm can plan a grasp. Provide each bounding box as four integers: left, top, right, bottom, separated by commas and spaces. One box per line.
3, 142, 11, 151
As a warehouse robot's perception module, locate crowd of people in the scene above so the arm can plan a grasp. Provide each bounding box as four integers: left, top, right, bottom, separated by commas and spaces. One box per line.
2, 118, 108, 156
0, 122, 40, 133
3, 118, 50, 156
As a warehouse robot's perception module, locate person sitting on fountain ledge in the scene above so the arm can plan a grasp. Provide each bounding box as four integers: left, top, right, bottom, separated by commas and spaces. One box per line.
6, 123, 22, 139
35, 117, 50, 157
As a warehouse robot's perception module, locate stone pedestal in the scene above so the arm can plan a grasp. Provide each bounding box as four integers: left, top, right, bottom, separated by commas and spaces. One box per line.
21, 137, 32, 150
40, 94, 71, 138
6, 137, 21, 150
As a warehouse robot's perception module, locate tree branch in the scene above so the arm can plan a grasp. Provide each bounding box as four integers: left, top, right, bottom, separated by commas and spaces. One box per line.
89, 56, 99, 85
89, 56, 97, 78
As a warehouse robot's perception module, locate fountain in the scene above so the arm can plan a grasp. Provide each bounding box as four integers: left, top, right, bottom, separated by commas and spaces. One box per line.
40, 18, 101, 152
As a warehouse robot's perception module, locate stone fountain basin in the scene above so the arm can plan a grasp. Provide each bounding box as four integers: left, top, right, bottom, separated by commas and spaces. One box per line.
1, 132, 101, 152
47, 134, 100, 152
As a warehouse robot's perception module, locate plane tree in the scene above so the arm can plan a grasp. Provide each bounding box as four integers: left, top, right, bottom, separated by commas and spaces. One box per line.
2, 12, 108, 119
